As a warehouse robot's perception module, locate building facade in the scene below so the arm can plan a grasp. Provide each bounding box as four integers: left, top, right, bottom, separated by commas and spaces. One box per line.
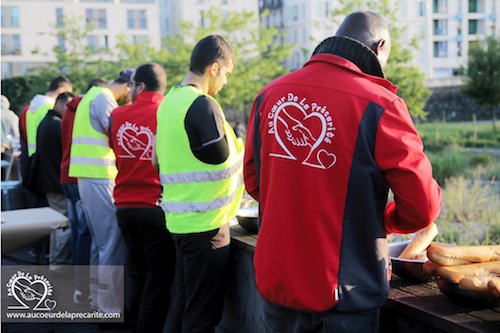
1, 0, 162, 78
1, 0, 499, 86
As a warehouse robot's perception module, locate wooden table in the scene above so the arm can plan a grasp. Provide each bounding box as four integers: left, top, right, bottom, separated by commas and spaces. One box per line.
1, 207, 69, 253
220, 225, 500, 333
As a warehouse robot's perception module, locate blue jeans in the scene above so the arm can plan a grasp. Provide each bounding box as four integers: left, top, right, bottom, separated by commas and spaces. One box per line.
62, 183, 91, 294
263, 301, 380, 333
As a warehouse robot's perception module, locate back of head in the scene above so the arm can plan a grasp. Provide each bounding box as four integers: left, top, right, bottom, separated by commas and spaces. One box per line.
189, 34, 235, 75
85, 78, 107, 93
1, 95, 10, 110
333, 11, 391, 68
47, 76, 73, 94
133, 63, 167, 94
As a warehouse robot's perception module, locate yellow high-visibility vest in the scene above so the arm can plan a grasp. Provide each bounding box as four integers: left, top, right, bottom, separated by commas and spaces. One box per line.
156, 85, 244, 234
26, 103, 52, 156
69, 86, 117, 179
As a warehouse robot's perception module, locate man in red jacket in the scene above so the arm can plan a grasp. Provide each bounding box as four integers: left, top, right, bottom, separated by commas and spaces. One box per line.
109, 63, 176, 333
244, 11, 442, 333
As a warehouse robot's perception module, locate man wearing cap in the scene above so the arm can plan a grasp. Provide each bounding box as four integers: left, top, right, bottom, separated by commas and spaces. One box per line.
69, 69, 133, 315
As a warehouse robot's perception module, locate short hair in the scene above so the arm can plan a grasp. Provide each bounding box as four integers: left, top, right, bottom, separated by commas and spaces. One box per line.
55, 91, 75, 105
189, 35, 235, 75
47, 76, 72, 93
133, 63, 167, 94
85, 78, 107, 93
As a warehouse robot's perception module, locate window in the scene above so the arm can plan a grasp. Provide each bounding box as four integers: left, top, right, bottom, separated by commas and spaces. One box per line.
468, 0, 478, 13
433, 19, 447, 35
56, 8, 64, 28
418, 1, 426, 16
127, 10, 147, 29
1, 6, 20, 28
57, 36, 65, 51
433, 0, 447, 14
87, 35, 109, 51
86, 9, 107, 29
433, 41, 448, 57
128, 35, 148, 44
221, 0, 228, 4
1, 34, 21, 55
469, 20, 478, 34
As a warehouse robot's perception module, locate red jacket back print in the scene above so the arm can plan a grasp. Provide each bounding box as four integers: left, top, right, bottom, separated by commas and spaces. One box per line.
243, 54, 442, 312
109, 91, 164, 208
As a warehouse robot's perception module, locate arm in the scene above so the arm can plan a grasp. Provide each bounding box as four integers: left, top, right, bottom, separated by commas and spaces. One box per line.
185, 96, 229, 164
243, 95, 261, 201
375, 97, 442, 234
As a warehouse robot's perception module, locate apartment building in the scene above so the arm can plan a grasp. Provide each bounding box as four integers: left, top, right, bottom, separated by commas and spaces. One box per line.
1, 0, 499, 85
1, 0, 162, 79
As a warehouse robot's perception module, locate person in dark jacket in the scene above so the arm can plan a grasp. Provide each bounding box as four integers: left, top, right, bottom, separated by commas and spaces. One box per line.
36, 91, 75, 271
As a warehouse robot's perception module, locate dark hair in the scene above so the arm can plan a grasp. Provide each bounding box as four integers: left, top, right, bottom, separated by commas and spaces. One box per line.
189, 35, 235, 75
47, 76, 72, 93
55, 91, 75, 105
85, 78, 107, 93
133, 63, 167, 94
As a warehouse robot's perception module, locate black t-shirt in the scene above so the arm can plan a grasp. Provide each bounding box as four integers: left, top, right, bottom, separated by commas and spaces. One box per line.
184, 95, 229, 164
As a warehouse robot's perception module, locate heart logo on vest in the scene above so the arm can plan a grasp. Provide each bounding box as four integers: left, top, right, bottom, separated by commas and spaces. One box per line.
117, 122, 154, 160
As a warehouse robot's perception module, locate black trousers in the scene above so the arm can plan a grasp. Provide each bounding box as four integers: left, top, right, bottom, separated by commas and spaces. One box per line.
117, 207, 176, 333
166, 228, 230, 333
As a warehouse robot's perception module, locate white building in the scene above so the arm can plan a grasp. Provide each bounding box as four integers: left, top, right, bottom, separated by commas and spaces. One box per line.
1, 0, 162, 79
1, 0, 499, 86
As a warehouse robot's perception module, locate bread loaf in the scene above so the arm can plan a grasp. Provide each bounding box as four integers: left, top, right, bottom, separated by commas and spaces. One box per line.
487, 278, 500, 297
423, 260, 500, 283
458, 276, 500, 295
427, 243, 500, 266
398, 223, 438, 260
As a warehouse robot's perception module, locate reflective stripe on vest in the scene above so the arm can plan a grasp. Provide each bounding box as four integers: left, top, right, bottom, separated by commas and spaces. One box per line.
69, 86, 117, 179
156, 85, 244, 234
26, 104, 52, 156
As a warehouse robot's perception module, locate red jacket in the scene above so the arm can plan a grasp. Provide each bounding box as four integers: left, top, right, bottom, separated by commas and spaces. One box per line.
60, 96, 82, 184
109, 91, 163, 208
244, 53, 442, 312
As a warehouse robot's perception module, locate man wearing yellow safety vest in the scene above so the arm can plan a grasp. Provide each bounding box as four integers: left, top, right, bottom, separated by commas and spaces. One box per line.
19, 76, 73, 208
155, 35, 244, 333
69, 70, 133, 316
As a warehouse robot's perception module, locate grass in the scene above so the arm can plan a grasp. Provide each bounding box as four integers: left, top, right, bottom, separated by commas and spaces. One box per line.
407, 121, 500, 245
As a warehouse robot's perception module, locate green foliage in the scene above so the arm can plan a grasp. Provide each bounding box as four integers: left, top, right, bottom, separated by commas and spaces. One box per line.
462, 36, 500, 108
435, 175, 500, 245
462, 36, 500, 133
417, 122, 500, 150
332, 0, 431, 120
1, 75, 45, 114
155, 8, 293, 118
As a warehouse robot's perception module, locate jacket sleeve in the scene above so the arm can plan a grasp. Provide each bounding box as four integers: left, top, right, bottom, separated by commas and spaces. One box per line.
243, 96, 260, 201
375, 97, 442, 234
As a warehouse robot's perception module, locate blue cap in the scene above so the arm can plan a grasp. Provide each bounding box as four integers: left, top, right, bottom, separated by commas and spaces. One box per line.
116, 69, 134, 83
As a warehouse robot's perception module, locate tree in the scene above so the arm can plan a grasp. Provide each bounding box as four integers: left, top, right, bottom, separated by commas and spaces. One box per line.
462, 36, 500, 134
147, 8, 294, 121
331, 0, 431, 120
1, 9, 293, 122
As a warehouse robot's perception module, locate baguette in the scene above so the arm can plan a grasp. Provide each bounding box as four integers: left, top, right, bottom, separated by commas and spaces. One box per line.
427, 243, 500, 266
423, 260, 500, 283
398, 223, 438, 260
487, 278, 500, 297
458, 276, 500, 295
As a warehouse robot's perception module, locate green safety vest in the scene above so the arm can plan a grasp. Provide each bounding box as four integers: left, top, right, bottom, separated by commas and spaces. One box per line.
69, 86, 117, 179
156, 85, 244, 234
26, 103, 52, 156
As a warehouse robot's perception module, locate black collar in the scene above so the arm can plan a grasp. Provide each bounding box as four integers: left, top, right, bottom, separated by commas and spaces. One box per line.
312, 36, 385, 78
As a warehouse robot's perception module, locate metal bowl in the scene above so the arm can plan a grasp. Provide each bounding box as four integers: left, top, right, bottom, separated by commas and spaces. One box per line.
236, 206, 259, 234
389, 241, 432, 283
436, 277, 497, 306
